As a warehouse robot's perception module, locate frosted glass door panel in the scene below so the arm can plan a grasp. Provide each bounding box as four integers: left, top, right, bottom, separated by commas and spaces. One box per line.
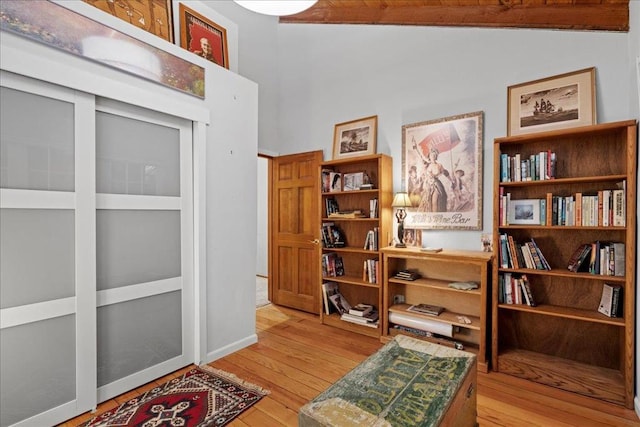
0, 87, 74, 191
0, 315, 76, 426
96, 210, 181, 290
96, 112, 180, 196
97, 291, 182, 386
0, 208, 75, 309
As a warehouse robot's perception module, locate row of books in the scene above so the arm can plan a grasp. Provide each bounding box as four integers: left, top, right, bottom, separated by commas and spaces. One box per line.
322, 252, 344, 278
499, 233, 551, 270
498, 273, 536, 306
598, 283, 623, 318
500, 151, 557, 183
567, 241, 625, 276
498, 183, 626, 227
321, 222, 346, 248
363, 258, 379, 284
321, 281, 379, 327
363, 227, 379, 251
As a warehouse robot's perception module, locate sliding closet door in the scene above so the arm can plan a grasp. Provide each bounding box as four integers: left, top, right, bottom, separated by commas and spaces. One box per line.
0, 72, 96, 426
94, 99, 193, 402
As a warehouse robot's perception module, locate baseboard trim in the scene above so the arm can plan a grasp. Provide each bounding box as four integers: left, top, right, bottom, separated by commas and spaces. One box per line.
203, 334, 258, 364
634, 395, 640, 419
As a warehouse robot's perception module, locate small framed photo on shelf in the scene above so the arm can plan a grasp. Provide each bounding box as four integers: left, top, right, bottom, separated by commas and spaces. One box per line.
332, 115, 377, 160
179, 3, 229, 68
507, 199, 543, 225
403, 228, 422, 248
507, 67, 596, 136
343, 172, 369, 191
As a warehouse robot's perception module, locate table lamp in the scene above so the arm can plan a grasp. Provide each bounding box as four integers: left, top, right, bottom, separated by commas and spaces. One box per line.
392, 192, 412, 248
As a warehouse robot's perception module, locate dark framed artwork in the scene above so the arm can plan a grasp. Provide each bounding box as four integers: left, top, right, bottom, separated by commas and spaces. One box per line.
402, 111, 483, 230
179, 3, 229, 69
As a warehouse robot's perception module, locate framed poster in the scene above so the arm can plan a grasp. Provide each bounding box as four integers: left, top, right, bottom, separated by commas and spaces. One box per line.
83, 0, 174, 42
402, 111, 483, 230
507, 67, 596, 136
332, 115, 377, 160
179, 3, 229, 68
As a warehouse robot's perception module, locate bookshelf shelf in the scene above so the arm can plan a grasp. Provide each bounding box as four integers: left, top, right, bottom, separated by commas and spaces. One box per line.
319, 154, 392, 337
498, 303, 627, 326
498, 267, 627, 282
492, 120, 637, 409
381, 247, 492, 372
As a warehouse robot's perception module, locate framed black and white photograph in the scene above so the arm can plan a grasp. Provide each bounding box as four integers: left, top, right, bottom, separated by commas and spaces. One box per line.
332, 115, 377, 160
507, 199, 543, 225
507, 67, 596, 136
402, 111, 483, 230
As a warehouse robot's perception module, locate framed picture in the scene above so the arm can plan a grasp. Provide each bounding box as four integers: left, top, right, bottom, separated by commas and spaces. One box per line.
507, 199, 543, 225
332, 115, 377, 160
83, 0, 174, 42
179, 3, 229, 68
403, 228, 422, 248
1, 0, 204, 98
402, 111, 483, 230
507, 67, 596, 136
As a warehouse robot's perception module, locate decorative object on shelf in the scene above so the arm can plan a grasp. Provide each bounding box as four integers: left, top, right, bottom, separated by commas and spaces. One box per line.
392, 192, 412, 248
179, 3, 229, 68
0, 0, 205, 98
332, 115, 378, 160
82, 0, 174, 42
507, 67, 596, 136
234, 0, 317, 16
402, 228, 422, 248
402, 111, 483, 230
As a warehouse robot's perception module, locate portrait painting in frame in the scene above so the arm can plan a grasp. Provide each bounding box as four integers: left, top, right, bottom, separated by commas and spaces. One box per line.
402, 111, 483, 230
179, 3, 229, 68
507, 67, 596, 136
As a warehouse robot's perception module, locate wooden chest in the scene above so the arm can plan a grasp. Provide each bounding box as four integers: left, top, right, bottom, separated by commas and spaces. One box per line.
299, 334, 477, 426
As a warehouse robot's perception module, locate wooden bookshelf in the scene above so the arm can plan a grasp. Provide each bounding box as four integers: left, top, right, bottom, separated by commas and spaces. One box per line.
381, 247, 493, 372
492, 120, 637, 408
319, 154, 392, 337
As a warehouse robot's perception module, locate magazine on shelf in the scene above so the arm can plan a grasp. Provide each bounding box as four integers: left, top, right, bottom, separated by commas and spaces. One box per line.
321, 281, 340, 315
407, 303, 445, 316
328, 292, 351, 315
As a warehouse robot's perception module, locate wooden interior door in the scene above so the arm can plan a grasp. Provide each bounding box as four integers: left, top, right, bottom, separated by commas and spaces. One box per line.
270, 151, 322, 314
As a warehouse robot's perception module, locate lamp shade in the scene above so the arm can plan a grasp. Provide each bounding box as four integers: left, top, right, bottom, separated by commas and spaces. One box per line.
234, 1, 317, 16
392, 192, 412, 208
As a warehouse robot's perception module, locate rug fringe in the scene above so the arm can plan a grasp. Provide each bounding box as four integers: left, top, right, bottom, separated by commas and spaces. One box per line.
198, 364, 271, 396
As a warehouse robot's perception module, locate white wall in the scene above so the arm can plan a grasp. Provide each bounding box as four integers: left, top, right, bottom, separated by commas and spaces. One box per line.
256, 157, 269, 277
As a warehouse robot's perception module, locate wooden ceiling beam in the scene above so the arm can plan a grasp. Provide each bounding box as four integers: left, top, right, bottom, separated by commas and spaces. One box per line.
279, 1, 629, 32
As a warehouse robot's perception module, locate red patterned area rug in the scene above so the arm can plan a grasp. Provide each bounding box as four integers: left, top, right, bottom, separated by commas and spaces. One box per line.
83, 365, 269, 427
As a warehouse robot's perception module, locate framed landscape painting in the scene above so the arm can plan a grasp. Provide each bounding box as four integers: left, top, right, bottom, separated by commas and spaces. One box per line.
332, 115, 377, 160
402, 111, 483, 230
507, 67, 596, 136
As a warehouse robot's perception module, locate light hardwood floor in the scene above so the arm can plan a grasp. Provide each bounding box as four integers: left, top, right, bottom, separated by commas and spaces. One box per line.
62, 304, 639, 426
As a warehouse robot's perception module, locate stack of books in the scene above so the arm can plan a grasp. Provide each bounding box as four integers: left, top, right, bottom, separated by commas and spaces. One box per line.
394, 270, 421, 281
341, 303, 379, 328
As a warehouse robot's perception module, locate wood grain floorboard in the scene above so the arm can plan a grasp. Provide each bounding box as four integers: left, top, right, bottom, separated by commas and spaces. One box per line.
60, 304, 640, 426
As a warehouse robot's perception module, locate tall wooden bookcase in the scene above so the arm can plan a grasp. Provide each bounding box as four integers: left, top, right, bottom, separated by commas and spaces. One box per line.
492, 120, 637, 408
319, 154, 392, 337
